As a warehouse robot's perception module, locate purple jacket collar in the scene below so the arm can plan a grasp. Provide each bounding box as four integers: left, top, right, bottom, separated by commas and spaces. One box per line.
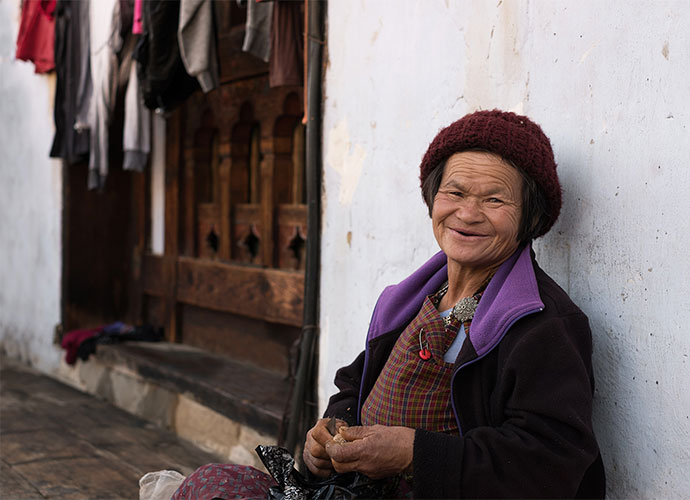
366, 244, 544, 357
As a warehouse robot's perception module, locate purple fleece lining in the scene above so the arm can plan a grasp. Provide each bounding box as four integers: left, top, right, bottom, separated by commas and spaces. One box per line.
366, 251, 448, 342
469, 244, 544, 355
365, 245, 543, 352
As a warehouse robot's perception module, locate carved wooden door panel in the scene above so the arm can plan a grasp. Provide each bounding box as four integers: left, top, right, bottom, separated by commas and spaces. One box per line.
140, 2, 306, 375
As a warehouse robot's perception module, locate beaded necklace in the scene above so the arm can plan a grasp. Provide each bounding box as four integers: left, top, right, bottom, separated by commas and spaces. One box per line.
431, 275, 493, 329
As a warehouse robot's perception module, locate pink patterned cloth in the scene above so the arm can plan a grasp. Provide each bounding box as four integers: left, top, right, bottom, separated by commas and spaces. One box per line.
172, 463, 276, 500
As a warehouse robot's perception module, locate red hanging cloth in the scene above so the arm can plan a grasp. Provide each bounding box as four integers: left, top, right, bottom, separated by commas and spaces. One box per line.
15, 0, 56, 73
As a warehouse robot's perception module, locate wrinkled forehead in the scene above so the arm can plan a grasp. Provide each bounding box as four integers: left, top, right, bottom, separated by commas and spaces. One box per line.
442, 151, 522, 183
436, 153, 523, 202
445, 149, 513, 169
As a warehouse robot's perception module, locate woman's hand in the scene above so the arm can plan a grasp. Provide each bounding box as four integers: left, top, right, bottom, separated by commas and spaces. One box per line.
303, 417, 348, 477
325, 425, 415, 479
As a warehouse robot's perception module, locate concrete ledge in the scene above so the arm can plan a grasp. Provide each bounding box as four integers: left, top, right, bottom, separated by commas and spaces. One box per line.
96, 342, 290, 436
56, 342, 290, 470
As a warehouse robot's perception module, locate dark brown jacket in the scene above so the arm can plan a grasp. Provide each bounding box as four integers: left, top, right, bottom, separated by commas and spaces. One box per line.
325, 246, 605, 499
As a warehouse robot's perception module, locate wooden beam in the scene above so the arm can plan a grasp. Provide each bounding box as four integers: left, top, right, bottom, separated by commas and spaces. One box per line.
276, 204, 307, 226
218, 152, 232, 260
165, 112, 181, 257
143, 253, 303, 327
164, 110, 182, 342
183, 147, 196, 257
176, 257, 304, 327
260, 147, 275, 267
127, 170, 147, 324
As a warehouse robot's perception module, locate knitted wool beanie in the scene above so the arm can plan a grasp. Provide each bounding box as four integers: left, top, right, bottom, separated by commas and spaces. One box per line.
419, 109, 562, 237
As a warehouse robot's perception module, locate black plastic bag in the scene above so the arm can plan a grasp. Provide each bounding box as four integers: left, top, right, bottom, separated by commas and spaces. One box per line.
255, 445, 398, 500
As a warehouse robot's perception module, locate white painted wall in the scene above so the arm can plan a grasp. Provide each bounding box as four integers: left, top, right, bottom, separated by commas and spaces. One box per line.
320, 1, 690, 497
0, 0, 63, 373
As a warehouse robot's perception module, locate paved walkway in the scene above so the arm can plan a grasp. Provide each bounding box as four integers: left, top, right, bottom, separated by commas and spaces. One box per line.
1, 356, 219, 499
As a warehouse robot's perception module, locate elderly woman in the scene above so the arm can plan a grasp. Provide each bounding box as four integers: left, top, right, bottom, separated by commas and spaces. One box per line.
302, 110, 605, 499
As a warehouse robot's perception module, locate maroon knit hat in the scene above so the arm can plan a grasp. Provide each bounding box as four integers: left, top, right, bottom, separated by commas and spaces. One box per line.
419, 109, 561, 237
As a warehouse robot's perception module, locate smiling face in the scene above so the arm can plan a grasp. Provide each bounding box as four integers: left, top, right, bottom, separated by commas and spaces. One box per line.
432, 151, 523, 274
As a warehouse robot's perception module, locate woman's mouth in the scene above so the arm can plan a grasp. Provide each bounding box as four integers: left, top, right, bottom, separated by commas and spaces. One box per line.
452, 229, 486, 241
452, 228, 485, 238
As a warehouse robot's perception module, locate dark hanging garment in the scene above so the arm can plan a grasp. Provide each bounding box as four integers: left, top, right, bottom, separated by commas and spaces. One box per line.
269, 0, 303, 88
119, 0, 135, 38
134, 0, 199, 112
50, 0, 92, 164
15, 0, 56, 73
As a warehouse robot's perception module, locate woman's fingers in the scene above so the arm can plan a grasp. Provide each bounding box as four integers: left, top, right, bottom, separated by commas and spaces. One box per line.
304, 433, 329, 460
303, 419, 333, 475
313, 417, 349, 447
325, 437, 364, 463
325, 425, 415, 479
337, 425, 370, 442
303, 417, 349, 477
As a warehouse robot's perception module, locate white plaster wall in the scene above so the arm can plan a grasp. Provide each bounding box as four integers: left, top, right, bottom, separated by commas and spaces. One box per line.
0, 0, 63, 374
320, 1, 690, 497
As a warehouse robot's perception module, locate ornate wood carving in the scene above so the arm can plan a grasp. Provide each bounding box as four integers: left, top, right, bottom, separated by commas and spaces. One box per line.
143, 255, 304, 327
141, 9, 307, 354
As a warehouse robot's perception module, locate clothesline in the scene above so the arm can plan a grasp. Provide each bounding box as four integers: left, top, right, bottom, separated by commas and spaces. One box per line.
16, 0, 306, 190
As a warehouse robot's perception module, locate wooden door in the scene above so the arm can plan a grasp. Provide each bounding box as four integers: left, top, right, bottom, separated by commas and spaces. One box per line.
138, 3, 306, 376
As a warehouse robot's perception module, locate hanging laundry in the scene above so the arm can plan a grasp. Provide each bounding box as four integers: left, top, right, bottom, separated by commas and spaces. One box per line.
135, 0, 199, 112
269, 0, 303, 88
119, 0, 135, 37
85, 0, 151, 188
241, 0, 273, 63
15, 0, 56, 73
178, 0, 219, 93
119, 2, 151, 174
123, 57, 151, 172
50, 0, 92, 164
114, 0, 151, 173
86, 0, 120, 189
132, 0, 143, 34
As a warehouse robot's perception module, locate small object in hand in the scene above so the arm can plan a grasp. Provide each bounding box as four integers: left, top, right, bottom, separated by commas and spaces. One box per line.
327, 417, 348, 443
326, 416, 338, 436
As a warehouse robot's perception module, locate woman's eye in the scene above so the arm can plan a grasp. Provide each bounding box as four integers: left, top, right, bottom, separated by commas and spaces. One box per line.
487, 197, 503, 203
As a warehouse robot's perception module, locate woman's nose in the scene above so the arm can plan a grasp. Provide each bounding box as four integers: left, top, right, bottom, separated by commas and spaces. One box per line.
453, 198, 484, 223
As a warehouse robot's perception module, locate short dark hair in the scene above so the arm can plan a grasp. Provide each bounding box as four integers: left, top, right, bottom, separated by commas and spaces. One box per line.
421, 152, 549, 244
